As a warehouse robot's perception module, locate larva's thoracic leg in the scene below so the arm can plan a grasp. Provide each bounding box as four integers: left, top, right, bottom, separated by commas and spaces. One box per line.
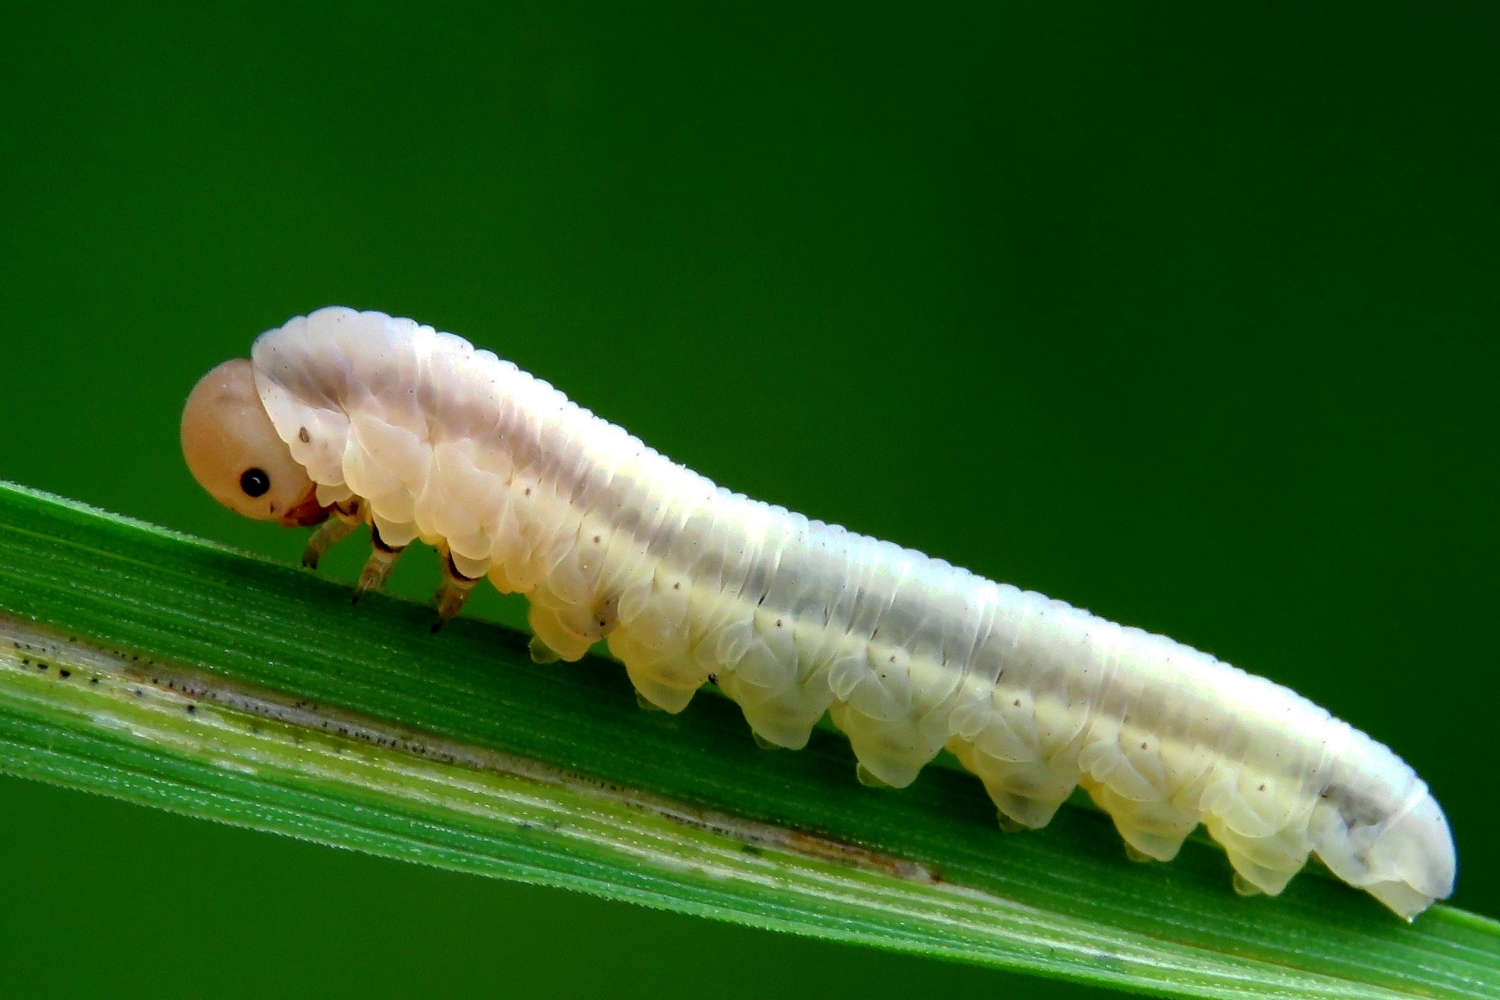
353, 524, 405, 602
431, 551, 481, 632
301, 506, 360, 569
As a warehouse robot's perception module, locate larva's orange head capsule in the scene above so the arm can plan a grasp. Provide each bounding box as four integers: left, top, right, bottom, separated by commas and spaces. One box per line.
181, 359, 328, 527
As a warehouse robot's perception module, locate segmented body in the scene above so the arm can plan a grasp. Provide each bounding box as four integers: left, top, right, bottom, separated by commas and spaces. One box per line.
248, 307, 1455, 918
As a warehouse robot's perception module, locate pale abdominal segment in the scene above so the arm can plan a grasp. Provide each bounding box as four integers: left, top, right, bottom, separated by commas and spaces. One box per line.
180, 307, 1456, 920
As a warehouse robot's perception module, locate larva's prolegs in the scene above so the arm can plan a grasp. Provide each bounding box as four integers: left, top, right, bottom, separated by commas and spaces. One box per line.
529, 636, 562, 664
179, 307, 1458, 920
946, 736, 1075, 832
1232, 874, 1265, 898
993, 813, 1024, 834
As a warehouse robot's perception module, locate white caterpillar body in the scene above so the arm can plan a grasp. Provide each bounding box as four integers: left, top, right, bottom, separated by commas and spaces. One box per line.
183, 307, 1455, 919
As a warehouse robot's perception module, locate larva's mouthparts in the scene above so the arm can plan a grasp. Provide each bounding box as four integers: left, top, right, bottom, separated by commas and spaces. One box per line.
181, 358, 326, 526
281, 488, 332, 527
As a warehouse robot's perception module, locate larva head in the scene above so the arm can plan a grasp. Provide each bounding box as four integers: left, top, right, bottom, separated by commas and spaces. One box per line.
181, 359, 328, 526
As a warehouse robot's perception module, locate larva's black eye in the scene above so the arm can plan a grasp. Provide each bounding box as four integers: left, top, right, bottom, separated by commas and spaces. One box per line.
239, 467, 272, 498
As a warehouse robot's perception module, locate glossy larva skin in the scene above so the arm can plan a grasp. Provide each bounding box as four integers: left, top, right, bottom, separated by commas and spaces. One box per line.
244, 306, 1453, 919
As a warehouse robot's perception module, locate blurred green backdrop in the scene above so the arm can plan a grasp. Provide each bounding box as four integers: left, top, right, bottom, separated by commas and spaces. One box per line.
1, 3, 1496, 997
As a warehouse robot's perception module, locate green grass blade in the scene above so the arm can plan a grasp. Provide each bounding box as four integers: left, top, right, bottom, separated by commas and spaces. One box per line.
0, 480, 1494, 999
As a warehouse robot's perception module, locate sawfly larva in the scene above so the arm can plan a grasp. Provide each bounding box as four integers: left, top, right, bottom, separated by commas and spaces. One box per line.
180, 306, 1456, 919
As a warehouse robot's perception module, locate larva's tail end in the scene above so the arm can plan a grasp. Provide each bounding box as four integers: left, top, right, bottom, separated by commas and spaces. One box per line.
182, 359, 323, 526
1314, 787, 1456, 921
1366, 882, 1438, 923
1362, 792, 1456, 921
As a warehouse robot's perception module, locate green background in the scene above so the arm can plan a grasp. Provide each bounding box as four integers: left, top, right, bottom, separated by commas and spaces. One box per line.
2, 3, 1495, 997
